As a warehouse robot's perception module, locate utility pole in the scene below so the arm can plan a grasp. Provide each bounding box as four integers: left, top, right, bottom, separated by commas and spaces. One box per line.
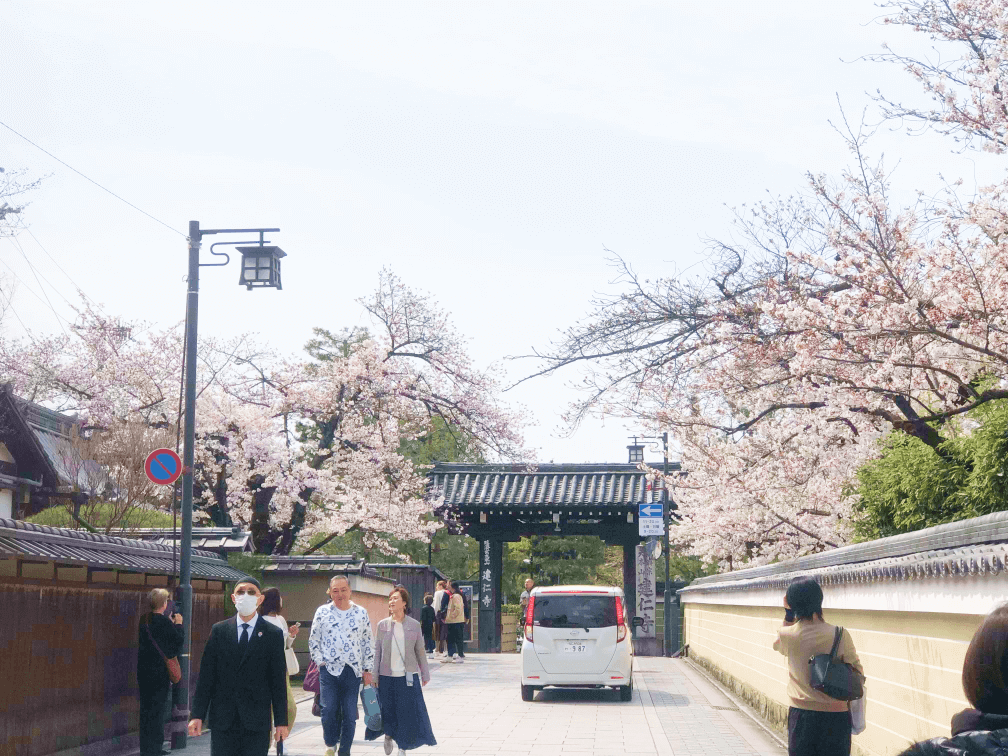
663, 431, 672, 657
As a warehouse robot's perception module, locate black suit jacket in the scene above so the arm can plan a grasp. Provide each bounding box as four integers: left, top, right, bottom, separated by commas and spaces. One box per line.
137, 611, 184, 696
191, 615, 288, 732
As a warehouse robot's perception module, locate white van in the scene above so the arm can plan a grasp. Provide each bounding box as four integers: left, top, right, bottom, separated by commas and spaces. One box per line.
520, 585, 634, 701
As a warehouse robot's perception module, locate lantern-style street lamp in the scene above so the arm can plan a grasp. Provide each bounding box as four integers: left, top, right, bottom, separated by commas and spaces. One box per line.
175, 221, 284, 750
237, 244, 286, 289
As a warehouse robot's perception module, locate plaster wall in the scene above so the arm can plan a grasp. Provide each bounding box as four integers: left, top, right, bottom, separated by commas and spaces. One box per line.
682, 581, 995, 756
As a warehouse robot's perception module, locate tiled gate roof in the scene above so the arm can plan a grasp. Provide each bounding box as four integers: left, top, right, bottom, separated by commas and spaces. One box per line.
427, 463, 678, 509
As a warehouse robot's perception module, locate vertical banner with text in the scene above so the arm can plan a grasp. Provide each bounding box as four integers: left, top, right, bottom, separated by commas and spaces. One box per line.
635, 543, 656, 638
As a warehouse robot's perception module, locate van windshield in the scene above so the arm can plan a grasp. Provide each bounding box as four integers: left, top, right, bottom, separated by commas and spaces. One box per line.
533, 594, 616, 628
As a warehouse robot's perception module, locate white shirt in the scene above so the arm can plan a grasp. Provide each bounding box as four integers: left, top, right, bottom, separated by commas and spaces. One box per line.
262, 613, 293, 648
236, 612, 260, 642
390, 619, 406, 677
433, 589, 446, 614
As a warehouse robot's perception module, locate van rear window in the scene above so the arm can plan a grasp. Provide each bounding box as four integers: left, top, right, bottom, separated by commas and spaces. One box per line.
533, 595, 616, 628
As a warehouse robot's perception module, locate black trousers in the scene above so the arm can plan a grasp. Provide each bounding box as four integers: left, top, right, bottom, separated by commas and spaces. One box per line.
787, 707, 851, 756
210, 725, 270, 756
138, 687, 170, 756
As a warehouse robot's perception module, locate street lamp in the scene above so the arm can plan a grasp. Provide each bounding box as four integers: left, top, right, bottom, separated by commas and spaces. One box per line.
175, 221, 284, 749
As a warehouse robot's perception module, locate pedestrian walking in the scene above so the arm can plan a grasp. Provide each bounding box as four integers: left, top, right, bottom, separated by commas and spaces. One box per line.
420, 594, 436, 656
188, 577, 289, 756
773, 576, 863, 756
432, 581, 447, 656
441, 581, 467, 664
308, 574, 375, 756
259, 587, 300, 745
898, 604, 1008, 755
365, 586, 437, 754
519, 578, 534, 616
137, 588, 183, 756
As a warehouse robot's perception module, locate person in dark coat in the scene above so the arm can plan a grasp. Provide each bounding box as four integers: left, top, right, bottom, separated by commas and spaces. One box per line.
900, 605, 1008, 756
138, 588, 184, 756
188, 577, 289, 756
420, 595, 436, 656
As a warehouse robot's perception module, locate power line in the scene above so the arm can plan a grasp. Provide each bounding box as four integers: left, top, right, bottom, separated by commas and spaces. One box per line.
24, 228, 104, 312
0, 119, 186, 239
9, 235, 70, 339
0, 237, 75, 332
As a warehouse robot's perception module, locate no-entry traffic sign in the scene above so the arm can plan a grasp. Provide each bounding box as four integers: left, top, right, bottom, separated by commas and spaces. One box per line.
145, 448, 182, 486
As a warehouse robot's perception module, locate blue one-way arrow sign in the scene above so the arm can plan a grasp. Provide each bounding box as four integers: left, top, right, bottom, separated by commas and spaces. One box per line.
639, 503, 663, 518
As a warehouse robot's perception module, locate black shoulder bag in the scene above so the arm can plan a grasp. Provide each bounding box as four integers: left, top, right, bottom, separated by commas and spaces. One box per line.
808, 626, 864, 701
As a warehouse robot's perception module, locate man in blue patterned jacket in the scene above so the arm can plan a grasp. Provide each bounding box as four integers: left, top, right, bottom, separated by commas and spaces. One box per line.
309, 574, 375, 756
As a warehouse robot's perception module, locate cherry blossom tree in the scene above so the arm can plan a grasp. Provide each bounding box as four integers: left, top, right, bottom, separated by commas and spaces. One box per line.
0, 270, 525, 555
527, 0, 1008, 568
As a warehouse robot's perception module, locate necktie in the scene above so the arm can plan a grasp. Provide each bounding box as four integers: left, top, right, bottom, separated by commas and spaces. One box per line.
239, 623, 250, 656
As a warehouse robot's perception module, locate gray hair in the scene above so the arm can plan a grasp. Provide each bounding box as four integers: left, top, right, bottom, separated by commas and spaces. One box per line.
147, 588, 171, 613
328, 574, 350, 589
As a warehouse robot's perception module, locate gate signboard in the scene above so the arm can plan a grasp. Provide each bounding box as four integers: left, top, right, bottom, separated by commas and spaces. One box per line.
635, 543, 656, 638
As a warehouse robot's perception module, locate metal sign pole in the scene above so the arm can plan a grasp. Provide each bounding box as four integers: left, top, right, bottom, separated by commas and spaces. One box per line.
663, 432, 672, 657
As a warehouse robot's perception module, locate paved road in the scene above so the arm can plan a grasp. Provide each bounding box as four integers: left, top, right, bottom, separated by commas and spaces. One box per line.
160, 655, 786, 755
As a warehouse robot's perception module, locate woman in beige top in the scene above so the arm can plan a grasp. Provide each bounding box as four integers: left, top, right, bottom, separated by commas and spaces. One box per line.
773, 577, 863, 756
366, 586, 436, 755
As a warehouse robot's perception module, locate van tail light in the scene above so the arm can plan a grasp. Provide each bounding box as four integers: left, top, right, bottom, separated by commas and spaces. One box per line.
615, 596, 627, 643
525, 596, 534, 643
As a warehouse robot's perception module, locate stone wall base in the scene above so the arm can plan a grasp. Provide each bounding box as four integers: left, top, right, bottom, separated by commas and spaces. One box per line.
688, 651, 874, 756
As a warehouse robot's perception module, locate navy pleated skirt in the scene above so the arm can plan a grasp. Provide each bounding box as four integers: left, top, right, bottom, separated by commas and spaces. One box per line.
363, 674, 437, 750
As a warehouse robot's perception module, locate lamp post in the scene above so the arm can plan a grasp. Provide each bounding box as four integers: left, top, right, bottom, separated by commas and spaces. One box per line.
175, 220, 284, 749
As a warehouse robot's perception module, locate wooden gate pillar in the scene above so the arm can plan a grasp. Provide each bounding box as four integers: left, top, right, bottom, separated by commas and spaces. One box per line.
622, 541, 637, 630
478, 539, 503, 652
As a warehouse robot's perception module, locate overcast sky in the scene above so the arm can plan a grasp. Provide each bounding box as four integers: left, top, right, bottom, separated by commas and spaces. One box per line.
2, 1, 1004, 465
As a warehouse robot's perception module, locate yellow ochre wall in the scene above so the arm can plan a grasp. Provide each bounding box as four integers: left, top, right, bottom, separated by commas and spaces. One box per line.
684, 602, 983, 756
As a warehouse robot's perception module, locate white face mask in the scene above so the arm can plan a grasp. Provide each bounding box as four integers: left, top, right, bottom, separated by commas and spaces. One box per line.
234, 594, 259, 616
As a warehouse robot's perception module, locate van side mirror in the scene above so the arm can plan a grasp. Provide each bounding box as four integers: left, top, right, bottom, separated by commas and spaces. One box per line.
631, 616, 645, 629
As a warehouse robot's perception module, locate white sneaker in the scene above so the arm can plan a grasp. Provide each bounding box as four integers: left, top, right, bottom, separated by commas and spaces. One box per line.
384, 734, 394, 755
324, 749, 335, 756
398, 750, 406, 756
441, 656, 455, 663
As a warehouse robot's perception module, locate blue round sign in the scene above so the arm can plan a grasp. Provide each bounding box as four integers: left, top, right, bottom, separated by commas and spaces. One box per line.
145, 448, 182, 485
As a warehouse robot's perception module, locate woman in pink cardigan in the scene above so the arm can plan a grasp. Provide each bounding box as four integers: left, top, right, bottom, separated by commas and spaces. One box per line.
366, 586, 437, 755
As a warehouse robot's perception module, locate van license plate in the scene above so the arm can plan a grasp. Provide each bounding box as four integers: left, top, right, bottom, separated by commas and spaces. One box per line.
562, 643, 588, 653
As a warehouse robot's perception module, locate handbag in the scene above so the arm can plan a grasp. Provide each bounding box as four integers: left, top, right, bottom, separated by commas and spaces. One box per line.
144, 617, 182, 685
360, 684, 382, 732
285, 646, 299, 676
850, 695, 867, 734
809, 626, 864, 701
302, 660, 320, 693
312, 692, 322, 718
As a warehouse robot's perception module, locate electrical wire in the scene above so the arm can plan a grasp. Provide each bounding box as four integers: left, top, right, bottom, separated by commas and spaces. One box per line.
0, 237, 75, 331
24, 228, 107, 313
9, 235, 70, 338
0, 119, 186, 239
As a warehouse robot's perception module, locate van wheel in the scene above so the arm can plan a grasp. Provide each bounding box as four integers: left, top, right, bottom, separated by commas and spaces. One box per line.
620, 681, 633, 701
521, 684, 535, 702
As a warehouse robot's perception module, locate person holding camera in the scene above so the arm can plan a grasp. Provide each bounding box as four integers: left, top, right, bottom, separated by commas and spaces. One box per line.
773, 577, 864, 756
137, 588, 183, 756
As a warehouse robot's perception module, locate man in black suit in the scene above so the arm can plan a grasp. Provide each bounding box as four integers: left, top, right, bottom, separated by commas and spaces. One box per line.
188, 577, 290, 756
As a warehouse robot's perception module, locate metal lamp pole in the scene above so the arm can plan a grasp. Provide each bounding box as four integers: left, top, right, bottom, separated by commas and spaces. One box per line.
662, 432, 672, 658
175, 221, 283, 749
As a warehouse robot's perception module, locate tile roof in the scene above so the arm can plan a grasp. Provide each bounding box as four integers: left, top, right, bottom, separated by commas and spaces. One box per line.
263, 555, 376, 576
427, 463, 678, 509
129, 528, 252, 553
0, 518, 249, 581
680, 510, 1008, 595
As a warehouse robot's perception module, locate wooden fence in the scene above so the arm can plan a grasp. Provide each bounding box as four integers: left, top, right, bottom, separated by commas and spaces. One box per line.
0, 582, 228, 756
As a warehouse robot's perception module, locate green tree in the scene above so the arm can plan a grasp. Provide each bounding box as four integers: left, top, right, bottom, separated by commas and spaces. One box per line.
854, 401, 1008, 539
502, 536, 607, 600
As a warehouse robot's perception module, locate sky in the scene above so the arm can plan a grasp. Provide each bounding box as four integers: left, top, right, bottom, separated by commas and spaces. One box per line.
2, 1, 1005, 465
